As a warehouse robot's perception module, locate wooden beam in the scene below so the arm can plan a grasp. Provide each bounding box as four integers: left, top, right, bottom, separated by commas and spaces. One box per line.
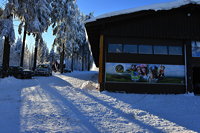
99, 35, 104, 91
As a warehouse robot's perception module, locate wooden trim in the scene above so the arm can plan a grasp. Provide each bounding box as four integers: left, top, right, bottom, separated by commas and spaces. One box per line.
105, 83, 186, 94
184, 42, 193, 93
99, 35, 104, 91
106, 53, 184, 65
106, 37, 183, 46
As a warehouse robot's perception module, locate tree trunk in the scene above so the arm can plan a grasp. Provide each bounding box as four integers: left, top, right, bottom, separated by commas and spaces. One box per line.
33, 35, 39, 71
81, 46, 84, 71
20, 24, 27, 67
76, 53, 78, 71
71, 51, 74, 72
2, 36, 10, 77
33, 45, 38, 71
60, 43, 65, 73
87, 52, 90, 71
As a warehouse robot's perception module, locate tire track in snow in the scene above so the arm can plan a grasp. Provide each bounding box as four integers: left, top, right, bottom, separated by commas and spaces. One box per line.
20, 77, 93, 133
53, 86, 151, 133
56, 73, 197, 133
75, 89, 162, 133
85, 90, 197, 133
53, 75, 153, 133
36, 77, 100, 133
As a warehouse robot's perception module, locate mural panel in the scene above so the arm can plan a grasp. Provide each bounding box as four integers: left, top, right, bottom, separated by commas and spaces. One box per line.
106, 63, 185, 84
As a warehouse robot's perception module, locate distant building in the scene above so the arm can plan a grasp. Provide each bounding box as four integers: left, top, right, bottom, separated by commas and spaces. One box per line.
85, 1, 200, 94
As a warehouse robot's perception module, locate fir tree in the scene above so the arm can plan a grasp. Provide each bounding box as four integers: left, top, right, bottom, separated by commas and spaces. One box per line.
0, 1, 15, 77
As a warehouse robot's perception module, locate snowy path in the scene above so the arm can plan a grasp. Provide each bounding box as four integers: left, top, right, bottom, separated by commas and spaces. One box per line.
0, 71, 200, 133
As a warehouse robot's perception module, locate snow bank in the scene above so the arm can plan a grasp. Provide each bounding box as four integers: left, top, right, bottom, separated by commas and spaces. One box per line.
90, 63, 99, 71
0, 77, 23, 133
80, 81, 99, 91
79, 71, 99, 90
86, 0, 200, 23
0, 77, 21, 89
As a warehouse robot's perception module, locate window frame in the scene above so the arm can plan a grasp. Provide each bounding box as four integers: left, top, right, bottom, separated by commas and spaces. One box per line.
138, 45, 153, 54
123, 44, 138, 54
108, 44, 123, 53
108, 43, 183, 56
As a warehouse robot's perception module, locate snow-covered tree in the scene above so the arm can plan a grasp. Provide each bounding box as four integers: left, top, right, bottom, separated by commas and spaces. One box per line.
14, 37, 23, 53
32, 0, 52, 70
0, 1, 15, 44
9, 37, 22, 66
0, 38, 4, 65
15, 0, 52, 35
52, 0, 90, 73
23, 45, 31, 69
37, 41, 49, 64
0, 1, 15, 77
49, 47, 54, 64
6, 0, 52, 68
8, 37, 31, 68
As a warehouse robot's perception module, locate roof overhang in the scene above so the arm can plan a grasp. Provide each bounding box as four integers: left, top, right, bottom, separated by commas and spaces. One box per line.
85, 1, 200, 67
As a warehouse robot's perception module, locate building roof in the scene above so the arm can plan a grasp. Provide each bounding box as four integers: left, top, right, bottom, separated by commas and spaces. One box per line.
85, 1, 200, 67
86, 0, 200, 23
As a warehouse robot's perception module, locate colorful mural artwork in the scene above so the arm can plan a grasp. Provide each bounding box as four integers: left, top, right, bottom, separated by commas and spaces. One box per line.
106, 63, 185, 84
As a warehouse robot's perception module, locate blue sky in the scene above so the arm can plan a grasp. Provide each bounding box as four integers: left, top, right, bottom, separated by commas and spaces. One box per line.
1, 0, 176, 50
77, 0, 175, 16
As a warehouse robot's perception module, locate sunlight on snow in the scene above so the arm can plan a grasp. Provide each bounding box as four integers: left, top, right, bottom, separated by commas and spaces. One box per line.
20, 86, 89, 133
55, 74, 197, 133
15, 72, 198, 133
51, 85, 149, 133
88, 91, 197, 133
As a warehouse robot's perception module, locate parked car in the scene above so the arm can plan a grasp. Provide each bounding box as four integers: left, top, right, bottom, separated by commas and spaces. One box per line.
8, 66, 33, 79
63, 68, 71, 73
35, 64, 52, 76
0, 66, 3, 78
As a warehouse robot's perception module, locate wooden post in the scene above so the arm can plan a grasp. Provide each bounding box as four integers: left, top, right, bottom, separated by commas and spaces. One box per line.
99, 35, 105, 91
185, 42, 193, 93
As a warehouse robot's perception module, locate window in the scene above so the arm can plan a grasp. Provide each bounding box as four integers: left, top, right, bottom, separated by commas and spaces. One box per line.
108, 43, 183, 56
192, 41, 200, 57
139, 45, 153, 54
169, 46, 182, 55
108, 44, 123, 53
123, 44, 137, 53
154, 45, 168, 55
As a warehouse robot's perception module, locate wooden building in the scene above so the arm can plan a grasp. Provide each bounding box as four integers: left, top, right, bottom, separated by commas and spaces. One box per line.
85, 1, 200, 94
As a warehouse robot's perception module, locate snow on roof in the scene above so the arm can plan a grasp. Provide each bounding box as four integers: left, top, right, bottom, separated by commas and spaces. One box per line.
86, 0, 200, 23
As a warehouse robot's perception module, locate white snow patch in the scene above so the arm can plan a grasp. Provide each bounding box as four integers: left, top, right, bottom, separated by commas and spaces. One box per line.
90, 63, 99, 71
184, 93, 195, 96
0, 72, 200, 133
0, 77, 22, 89
80, 81, 99, 91
86, 0, 200, 23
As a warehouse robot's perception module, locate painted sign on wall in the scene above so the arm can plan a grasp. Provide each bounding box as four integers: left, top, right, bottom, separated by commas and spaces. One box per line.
106, 63, 185, 84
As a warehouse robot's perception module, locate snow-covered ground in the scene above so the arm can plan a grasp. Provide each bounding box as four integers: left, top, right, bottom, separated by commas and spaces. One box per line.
0, 71, 200, 133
